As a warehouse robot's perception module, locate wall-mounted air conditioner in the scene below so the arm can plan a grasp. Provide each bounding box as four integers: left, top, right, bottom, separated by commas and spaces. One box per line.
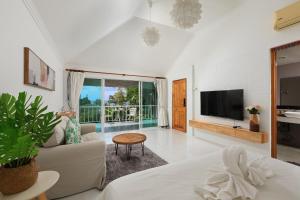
274, 1, 300, 31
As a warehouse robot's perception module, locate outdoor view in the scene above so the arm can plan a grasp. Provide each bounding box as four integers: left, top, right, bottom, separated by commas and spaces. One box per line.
79, 78, 157, 132
79, 79, 102, 124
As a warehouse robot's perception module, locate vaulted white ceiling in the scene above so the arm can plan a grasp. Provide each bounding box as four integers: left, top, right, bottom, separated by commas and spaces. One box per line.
31, 0, 240, 76
68, 17, 191, 76
31, 0, 142, 61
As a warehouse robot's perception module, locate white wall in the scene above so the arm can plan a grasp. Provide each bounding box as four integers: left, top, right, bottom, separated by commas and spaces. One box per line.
0, 0, 64, 111
167, 0, 300, 155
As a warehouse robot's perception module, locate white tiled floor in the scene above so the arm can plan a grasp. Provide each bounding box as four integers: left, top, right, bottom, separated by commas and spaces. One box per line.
59, 128, 222, 200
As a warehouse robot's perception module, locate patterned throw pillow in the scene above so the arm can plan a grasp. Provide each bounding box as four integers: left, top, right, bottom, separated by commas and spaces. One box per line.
65, 117, 81, 144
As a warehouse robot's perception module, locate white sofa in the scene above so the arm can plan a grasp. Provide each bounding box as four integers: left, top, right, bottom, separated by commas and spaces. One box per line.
36, 124, 106, 199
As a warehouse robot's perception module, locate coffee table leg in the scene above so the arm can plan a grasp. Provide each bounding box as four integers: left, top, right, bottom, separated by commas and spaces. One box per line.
129, 145, 132, 157
126, 144, 130, 160
115, 144, 118, 155
141, 142, 144, 156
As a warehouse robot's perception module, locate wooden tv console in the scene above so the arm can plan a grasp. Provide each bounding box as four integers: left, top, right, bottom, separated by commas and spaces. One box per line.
189, 120, 268, 144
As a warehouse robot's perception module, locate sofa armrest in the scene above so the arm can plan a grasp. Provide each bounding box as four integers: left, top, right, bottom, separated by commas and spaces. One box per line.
80, 123, 96, 135
37, 140, 105, 165
36, 140, 106, 199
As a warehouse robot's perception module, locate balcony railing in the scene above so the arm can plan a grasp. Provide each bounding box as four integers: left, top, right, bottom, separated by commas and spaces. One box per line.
79, 105, 101, 123
79, 105, 158, 124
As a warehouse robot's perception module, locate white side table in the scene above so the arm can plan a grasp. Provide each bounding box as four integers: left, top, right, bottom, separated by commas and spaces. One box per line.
1, 171, 59, 200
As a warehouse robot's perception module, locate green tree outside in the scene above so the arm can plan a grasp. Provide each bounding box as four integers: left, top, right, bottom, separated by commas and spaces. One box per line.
126, 86, 139, 105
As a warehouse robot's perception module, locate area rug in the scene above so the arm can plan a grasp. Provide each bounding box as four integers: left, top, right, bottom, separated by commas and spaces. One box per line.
104, 144, 168, 187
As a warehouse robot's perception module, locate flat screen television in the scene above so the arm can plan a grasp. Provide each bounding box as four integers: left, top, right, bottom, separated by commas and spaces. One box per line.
201, 89, 244, 120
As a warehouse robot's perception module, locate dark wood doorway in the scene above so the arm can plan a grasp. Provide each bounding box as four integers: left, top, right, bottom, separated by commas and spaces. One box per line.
271, 40, 300, 158
172, 78, 187, 132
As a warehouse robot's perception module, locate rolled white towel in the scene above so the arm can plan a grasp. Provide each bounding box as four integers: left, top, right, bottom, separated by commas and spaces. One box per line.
222, 146, 248, 178
195, 170, 257, 200
194, 146, 273, 200
247, 157, 274, 186
195, 146, 258, 200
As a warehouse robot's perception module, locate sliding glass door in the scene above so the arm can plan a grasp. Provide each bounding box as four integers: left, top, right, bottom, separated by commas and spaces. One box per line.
79, 78, 158, 132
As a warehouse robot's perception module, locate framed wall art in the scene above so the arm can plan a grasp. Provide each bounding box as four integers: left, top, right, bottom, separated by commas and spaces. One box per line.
24, 47, 55, 91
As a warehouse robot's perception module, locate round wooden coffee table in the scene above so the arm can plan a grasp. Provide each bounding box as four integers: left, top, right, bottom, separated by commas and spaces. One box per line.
112, 133, 147, 160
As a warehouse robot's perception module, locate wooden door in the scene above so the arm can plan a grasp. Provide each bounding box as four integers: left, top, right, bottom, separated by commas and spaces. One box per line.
172, 79, 187, 132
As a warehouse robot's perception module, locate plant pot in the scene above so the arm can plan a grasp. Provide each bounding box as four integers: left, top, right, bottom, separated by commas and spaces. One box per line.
0, 159, 38, 195
249, 114, 260, 132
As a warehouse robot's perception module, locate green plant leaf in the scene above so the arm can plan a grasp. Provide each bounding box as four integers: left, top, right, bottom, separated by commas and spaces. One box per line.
0, 92, 61, 167
0, 125, 37, 167
15, 92, 27, 128
0, 93, 16, 124
32, 113, 61, 146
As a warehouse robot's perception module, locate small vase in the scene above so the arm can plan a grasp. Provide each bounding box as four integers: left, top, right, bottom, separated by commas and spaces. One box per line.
0, 159, 38, 195
249, 114, 260, 132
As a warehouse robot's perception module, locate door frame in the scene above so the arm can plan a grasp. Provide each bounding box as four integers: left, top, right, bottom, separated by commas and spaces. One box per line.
172, 78, 187, 132
270, 40, 300, 158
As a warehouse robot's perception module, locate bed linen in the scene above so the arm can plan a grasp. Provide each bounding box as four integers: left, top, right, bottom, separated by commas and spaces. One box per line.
100, 151, 300, 200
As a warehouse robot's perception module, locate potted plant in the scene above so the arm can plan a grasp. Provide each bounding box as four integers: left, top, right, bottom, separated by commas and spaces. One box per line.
245, 105, 261, 132
0, 92, 61, 194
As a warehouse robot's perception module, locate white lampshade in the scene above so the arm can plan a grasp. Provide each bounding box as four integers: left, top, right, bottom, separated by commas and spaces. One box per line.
142, 26, 160, 47
170, 0, 202, 29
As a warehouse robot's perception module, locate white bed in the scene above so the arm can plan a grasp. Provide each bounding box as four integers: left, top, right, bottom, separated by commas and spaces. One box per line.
100, 151, 300, 200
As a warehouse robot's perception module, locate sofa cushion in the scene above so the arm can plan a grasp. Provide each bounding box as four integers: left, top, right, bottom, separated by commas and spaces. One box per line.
81, 132, 100, 143
43, 116, 69, 147
66, 117, 81, 144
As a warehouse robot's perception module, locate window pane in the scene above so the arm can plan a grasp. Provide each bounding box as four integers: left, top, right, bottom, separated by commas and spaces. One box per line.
79, 78, 102, 132
142, 82, 158, 128
104, 79, 140, 132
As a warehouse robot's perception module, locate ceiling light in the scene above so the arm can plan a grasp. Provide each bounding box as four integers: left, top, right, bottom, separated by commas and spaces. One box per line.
170, 0, 202, 29
143, 27, 160, 46
142, 0, 160, 47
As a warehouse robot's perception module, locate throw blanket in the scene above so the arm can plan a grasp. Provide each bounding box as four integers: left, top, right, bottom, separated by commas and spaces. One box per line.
194, 146, 273, 200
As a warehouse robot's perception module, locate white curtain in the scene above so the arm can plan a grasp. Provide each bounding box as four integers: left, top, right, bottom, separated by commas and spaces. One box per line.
156, 79, 169, 127
67, 72, 85, 117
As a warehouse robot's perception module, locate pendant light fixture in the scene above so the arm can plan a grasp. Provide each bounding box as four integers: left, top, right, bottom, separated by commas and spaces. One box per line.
170, 0, 202, 29
142, 0, 160, 47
